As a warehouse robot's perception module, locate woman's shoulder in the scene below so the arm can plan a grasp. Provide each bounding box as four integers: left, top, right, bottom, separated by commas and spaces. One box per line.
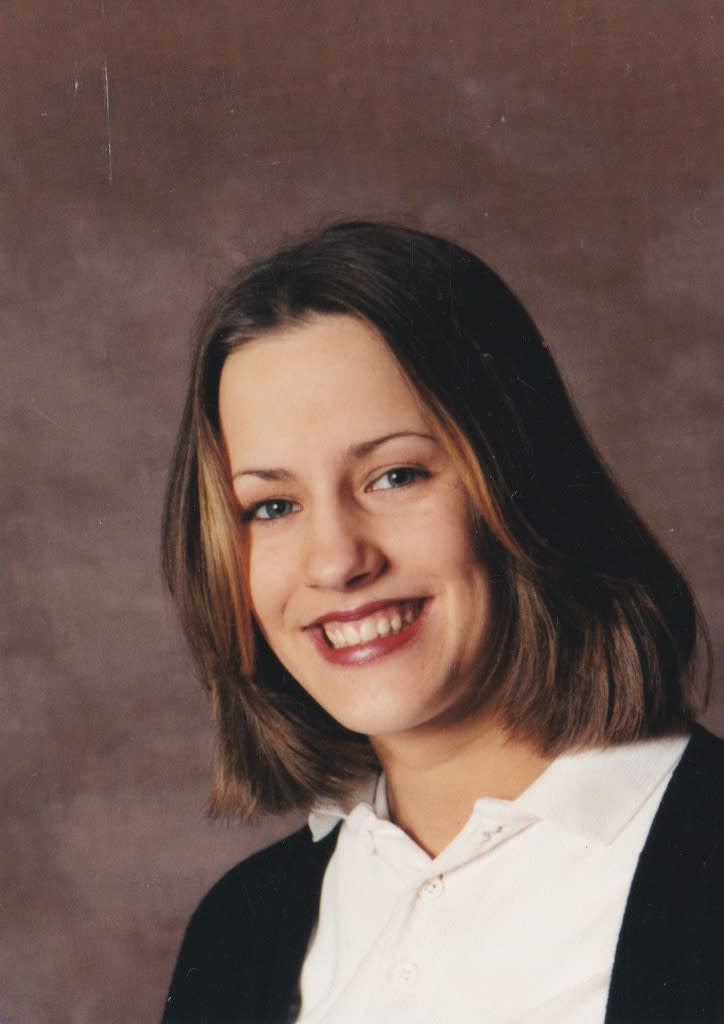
686, 722, 724, 760
649, 725, 724, 855
161, 825, 339, 1023
188, 822, 338, 929
689, 722, 724, 760
670, 724, 724, 812
605, 726, 724, 1021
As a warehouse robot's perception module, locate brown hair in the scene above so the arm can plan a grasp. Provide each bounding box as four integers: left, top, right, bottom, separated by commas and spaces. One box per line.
162, 220, 708, 817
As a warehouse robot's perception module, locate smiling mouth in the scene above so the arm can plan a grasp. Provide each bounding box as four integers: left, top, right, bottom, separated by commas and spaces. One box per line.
320, 600, 424, 650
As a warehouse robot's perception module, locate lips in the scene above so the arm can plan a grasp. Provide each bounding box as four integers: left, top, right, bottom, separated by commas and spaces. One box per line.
306, 598, 427, 665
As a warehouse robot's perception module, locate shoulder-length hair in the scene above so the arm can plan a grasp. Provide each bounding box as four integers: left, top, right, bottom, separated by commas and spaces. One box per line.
162, 220, 707, 818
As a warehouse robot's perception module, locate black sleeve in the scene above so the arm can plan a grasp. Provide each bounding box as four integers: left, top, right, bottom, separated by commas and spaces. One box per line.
160, 826, 338, 1024
605, 727, 724, 1023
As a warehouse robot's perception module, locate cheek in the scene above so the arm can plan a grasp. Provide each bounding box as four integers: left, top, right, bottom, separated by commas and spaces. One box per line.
247, 542, 289, 629
425, 494, 481, 572
430, 506, 493, 620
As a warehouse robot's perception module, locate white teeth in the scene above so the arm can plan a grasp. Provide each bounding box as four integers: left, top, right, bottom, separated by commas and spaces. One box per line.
359, 618, 377, 643
321, 602, 421, 649
343, 623, 360, 645
328, 626, 344, 647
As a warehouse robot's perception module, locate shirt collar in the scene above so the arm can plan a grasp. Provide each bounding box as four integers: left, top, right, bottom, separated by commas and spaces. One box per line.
309, 774, 380, 841
514, 733, 689, 844
308, 734, 689, 846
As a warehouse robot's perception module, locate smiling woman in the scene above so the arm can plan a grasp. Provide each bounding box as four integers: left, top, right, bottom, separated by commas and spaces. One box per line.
159, 222, 722, 1024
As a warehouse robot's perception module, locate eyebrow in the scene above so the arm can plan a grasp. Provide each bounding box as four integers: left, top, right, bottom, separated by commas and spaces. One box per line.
231, 431, 436, 482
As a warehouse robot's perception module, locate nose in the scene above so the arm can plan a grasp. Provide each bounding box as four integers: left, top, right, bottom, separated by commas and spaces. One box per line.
303, 497, 386, 591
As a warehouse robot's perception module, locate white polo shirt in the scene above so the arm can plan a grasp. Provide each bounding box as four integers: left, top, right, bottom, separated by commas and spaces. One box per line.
297, 735, 688, 1023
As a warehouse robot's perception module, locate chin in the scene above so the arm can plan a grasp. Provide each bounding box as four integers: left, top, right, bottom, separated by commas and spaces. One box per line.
314, 683, 456, 741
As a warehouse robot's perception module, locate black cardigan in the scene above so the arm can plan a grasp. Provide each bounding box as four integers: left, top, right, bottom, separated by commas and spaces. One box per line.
161, 726, 724, 1023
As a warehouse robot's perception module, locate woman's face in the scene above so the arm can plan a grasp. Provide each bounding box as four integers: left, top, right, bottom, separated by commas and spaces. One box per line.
218, 314, 494, 743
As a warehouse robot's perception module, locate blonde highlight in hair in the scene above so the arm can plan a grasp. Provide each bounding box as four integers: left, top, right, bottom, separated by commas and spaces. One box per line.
416, 390, 528, 561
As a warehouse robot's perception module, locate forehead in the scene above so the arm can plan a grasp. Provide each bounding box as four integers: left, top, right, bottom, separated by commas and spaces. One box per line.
218, 314, 431, 454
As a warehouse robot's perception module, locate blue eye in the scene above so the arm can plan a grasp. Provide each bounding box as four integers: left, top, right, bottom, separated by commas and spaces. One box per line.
371, 467, 428, 490
248, 499, 298, 522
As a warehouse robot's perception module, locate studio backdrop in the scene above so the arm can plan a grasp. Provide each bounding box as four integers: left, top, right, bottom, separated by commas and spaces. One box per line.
1, 2, 721, 1021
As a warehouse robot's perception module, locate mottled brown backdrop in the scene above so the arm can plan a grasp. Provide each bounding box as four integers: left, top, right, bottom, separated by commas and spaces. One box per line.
1, 2, 722, 1021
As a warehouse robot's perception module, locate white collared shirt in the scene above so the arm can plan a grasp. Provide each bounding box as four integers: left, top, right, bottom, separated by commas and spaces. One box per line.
297, 735, 688, 1023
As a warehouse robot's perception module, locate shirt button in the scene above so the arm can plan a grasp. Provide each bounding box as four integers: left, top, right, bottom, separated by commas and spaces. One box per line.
418, 875, 444, 899
391, 961, 419, 987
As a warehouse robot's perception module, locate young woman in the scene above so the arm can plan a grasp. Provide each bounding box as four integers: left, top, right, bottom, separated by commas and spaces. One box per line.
160, 221, 721, 1023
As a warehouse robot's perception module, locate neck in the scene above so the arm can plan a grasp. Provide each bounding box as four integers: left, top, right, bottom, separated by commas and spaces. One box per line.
370, 714, 552, 857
